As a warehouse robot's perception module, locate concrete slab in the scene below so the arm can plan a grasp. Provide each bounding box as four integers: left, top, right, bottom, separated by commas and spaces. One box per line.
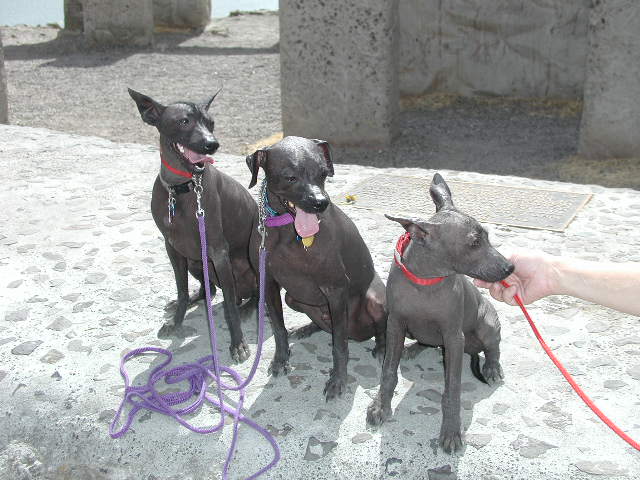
1, 125, 639, 479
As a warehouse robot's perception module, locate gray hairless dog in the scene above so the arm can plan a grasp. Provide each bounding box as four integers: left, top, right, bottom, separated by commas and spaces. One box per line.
367, 173, 514, 452
128, 88, 257, 362
246, 136, 387, 401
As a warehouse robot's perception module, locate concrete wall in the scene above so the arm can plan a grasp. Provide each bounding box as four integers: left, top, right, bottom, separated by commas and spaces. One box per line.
399, 0, 591, 98
280, 0, 400, 146
0, 31, 8, 124
83, 0, 154, 47
153, 0, 211, 30
578, 0, 640, 159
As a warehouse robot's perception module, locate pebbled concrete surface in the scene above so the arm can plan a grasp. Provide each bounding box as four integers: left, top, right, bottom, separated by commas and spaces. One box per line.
1, 125, 639, 479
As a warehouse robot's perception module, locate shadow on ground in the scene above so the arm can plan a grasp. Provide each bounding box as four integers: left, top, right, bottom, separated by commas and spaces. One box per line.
332, 94, 640, 191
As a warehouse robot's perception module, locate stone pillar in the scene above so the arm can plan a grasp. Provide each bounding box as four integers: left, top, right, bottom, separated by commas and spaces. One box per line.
153, 0, 211, 30
0, 30, 8, 124
280, 0, 400, 146
83, 0, 154, 47
578, 0, 640, 159
64, 0, 84, 32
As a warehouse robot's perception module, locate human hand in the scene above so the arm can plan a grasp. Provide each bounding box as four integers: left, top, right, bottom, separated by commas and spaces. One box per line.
473, 249, 559, 306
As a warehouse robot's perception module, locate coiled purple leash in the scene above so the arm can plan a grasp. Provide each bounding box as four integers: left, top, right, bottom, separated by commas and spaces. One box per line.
110, 173, 280, 479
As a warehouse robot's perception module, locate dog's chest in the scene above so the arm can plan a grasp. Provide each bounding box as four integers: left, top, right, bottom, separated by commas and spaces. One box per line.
390, 273, 467, 344
266, 234, 340, 304
152, 191, 201, 258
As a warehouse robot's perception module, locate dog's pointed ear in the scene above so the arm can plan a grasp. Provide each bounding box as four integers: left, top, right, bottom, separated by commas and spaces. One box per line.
202, 86, 223, 111
385, 214, 431, 239
312, 139, 334, 177
128, 88, 165, 126
246, 149, 268, 189
429, 173, 454, 212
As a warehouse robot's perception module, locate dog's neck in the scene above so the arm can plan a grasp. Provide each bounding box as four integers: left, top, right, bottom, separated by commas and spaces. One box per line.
401, 240, 456, 279
265, 187, 291, 216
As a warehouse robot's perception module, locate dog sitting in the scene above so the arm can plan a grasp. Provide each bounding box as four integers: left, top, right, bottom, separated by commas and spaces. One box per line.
367, 173, 514, 452
128, 88, 257, 362
246, 136, 387, 401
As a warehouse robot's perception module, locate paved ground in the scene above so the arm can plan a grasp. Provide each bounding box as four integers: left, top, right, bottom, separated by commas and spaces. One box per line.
1, 125, 639, 479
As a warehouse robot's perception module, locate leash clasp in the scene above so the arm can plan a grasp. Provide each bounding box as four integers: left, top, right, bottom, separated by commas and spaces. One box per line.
193, 174, 204, 218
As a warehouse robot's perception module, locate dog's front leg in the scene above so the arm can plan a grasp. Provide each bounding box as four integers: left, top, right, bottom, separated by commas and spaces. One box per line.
320, 284, 349, 401
265, 277, 290, 376
159, 239, 189, 337
440, 329, 465, 453
206, 231, 249, 363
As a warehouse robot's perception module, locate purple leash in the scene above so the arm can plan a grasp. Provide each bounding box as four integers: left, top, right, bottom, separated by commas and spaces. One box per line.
110, 174, 279, 479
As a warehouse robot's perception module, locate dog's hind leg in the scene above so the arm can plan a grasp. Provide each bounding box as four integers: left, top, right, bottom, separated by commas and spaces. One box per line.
481, 343, 503, 385
159, 240, 190, 337
187, 259, 217, 304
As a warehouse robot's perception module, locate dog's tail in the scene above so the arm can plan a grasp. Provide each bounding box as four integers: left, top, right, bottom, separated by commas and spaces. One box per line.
470, 354, 488, 384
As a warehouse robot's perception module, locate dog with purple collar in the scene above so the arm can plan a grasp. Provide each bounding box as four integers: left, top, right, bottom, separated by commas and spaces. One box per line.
246, 136, 387, 401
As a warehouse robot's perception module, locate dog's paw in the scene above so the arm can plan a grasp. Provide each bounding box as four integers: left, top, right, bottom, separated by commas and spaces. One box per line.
290, 322, 321, 340
482, 362, 504, 385
323, 374, 346, 401
366, 399, 391, 426
439, 427, 463, 454
230, 341, 251, 363
268, 358, 291, 377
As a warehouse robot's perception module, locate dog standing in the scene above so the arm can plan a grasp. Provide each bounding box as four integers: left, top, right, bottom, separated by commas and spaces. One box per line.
128, 88, 257, 362
367, 173, 514, 452
246, 136, 387, 401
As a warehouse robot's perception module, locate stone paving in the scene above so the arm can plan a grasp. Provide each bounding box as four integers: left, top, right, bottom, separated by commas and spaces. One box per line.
0, 125, 639, 479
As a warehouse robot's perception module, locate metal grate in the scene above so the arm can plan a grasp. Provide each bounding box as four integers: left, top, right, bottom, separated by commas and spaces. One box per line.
338, 174, 592, 231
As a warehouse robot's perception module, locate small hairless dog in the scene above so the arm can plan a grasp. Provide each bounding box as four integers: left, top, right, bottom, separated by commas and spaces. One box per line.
128, 88, 257, 362
367, 173, 514, 453
246, 136, 387, 401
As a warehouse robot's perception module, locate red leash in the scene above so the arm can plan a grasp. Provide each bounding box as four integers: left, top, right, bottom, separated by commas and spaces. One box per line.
501, 280, 640, 451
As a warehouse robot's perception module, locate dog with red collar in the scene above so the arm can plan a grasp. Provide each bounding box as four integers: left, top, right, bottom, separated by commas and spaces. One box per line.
128, 88, 257, 363
367, 173, 514, 453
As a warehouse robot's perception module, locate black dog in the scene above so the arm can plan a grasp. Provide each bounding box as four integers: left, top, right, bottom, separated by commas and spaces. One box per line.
367, 173, 514, 452
128, 88, 257, 362
246, 136, 387, 401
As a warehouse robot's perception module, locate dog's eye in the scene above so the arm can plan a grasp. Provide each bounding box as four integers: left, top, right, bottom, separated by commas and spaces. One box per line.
179, 118, 189, 126
470, 238, 481, 248
286, 176, 297, 183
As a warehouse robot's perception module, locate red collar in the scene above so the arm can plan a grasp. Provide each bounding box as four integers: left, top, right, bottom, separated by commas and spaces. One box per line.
394, 232, 446, 286
161, 153, 193, 179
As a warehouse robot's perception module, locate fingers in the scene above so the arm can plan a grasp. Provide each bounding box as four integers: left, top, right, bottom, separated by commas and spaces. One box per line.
474, 279, 520, 307
473, 279, 492, 289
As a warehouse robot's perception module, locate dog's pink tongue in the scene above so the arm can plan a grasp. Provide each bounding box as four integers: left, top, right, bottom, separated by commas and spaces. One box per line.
183, 146, 213, 164
294, 208, 320, 238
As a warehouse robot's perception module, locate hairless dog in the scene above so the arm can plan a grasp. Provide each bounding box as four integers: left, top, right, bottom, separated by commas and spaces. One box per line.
367, 173, 514, 452
128, 88, 257, 362
246, 136, 387, 401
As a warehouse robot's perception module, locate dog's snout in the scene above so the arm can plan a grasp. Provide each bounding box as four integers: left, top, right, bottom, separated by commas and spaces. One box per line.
204, 139, 219, 154
311, 196, 329, 212
503, 263, 515, 276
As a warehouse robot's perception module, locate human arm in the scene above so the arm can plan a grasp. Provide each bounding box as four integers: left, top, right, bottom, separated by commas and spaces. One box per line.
473, 250, 640, 317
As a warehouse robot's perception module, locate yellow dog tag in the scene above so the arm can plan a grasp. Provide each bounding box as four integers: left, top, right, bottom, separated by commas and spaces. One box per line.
302, 235, 315, 248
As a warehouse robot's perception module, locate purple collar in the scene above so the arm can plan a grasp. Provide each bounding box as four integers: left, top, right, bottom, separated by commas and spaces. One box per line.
264, 212, 294, 227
